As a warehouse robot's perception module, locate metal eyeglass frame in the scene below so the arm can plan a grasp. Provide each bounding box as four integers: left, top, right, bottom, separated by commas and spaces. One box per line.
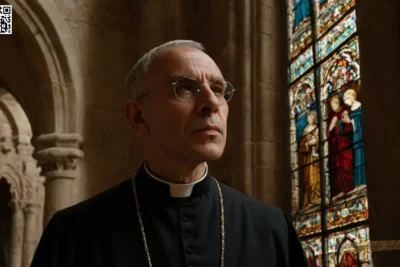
136, 76, 236, 102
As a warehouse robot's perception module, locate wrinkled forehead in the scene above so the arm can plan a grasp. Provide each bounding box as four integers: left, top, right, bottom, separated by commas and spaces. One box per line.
147, 46, 224, 82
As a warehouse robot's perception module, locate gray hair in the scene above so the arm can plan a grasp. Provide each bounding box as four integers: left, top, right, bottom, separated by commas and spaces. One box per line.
125, 40, 205, 99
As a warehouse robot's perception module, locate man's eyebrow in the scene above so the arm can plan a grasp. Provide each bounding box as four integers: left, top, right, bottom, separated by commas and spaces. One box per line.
168, 74, 189, 83
168, 74, 225, 83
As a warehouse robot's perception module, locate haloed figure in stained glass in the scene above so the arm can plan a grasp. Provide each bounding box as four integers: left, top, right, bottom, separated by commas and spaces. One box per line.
342, 89, 366, 192
299, 110, 321, 209
327, 95, 354, 201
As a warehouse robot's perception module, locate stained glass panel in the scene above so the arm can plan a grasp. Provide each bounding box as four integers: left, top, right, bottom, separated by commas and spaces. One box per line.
318, 36, 366, 205
302, 236, 323, 267
316, 0, 356, 37
320, 37, 360, 101
290, 47, 314, 82
321, 88, 367, 202
295, 211, 322, 236
290, 24, 313, 59
288, 0, 312, 59
289, 71, 321, 213
326, 196, 368, 230
289, 72, 316, 120
288, 2, 369, 265
291, 0, 312, 34
317, 10, 357, 61
328, 226, 373, 266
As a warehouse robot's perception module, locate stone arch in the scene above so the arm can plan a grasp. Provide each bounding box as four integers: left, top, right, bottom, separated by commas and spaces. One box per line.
0, 0, 84, 227
303, 244, 317, 265
0, 87, 32, 146
0, 164, 22, 205
1, 0, 83, 134
336, 235, 361, 266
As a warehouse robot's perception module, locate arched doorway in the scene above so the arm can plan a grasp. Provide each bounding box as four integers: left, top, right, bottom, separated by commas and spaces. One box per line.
0, 88, 44, 267
0, 0, 84, 232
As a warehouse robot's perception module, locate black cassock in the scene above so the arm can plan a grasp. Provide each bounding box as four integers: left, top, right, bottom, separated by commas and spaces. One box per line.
31, 163, 308, 267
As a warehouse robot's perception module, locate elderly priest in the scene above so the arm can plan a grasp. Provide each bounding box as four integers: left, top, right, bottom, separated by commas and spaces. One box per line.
31, 40, 308, 267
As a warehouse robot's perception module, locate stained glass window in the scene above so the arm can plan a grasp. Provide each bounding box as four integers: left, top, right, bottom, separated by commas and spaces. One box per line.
287, 1, 371, 266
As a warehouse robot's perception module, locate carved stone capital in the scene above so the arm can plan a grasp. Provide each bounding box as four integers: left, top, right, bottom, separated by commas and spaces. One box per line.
35, 147, 83, 179
33, 133, 84, 179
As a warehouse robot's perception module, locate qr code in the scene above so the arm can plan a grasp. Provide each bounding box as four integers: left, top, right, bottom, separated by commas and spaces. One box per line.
0, 5, 12, 34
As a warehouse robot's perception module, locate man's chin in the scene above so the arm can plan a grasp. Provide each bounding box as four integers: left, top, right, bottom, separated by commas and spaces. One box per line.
190, 144, 225, 161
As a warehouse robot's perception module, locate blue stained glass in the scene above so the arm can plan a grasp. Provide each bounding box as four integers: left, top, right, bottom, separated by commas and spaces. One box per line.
290, 48, 314, 82
293, 0, 311, 30
317, 10, 357, 61
317, 0, 355, 37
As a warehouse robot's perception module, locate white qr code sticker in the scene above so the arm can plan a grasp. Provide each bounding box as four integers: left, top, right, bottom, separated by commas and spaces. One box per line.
0, 5, 12, 34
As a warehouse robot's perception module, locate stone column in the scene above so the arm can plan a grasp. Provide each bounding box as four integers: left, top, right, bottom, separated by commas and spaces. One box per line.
231, 0, 254, 196
355, 0, 400, 266
35, 180, 45, 236
21, 178, 45, 267
33, 133, 83, 225
252, 0, 291, 210
9, 201, 24, 267
22, 204, 38, 267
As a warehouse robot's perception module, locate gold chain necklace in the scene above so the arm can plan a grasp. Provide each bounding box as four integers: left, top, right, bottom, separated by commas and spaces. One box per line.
132, 176, 225, 267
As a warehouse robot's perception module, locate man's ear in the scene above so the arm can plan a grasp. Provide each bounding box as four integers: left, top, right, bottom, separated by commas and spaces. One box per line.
125, 99, 150, 136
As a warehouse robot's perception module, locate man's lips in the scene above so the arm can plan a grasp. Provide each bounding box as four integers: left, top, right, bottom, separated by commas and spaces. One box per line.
193, 125, 223, 133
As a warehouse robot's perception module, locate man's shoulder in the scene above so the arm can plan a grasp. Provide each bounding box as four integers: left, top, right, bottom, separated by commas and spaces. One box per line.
219, 183, 288, 225
53, 178, 132, 227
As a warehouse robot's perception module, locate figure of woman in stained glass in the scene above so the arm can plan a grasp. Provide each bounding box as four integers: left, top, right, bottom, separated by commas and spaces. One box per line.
339, 251, 358, 267
299, 110, 321, 209
327, 95, 354, 200
342, 89, 366, 191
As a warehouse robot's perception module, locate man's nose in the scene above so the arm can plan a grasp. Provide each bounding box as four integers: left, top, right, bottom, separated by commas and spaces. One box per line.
198, 84, 221, 114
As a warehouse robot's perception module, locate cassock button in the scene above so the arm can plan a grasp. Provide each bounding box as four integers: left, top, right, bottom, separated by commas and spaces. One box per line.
187, 247, 193, 254
182, 216, 189, 222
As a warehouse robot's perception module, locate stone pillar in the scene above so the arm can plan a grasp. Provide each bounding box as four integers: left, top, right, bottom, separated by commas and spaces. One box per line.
35, 180, 45, 235
9, 202, 24, 267
33, 133, 83, 225
230, 0, 254, 196
252, 0, 290, 210
355, 0, 400, 266
21, 178, 45, 267
22, 204, 38, 267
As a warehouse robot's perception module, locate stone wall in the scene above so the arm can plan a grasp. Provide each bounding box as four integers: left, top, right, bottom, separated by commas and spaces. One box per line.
356, 0, 400, 265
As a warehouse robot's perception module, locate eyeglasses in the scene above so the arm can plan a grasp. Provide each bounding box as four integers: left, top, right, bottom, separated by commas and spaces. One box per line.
137, 77, 235, 102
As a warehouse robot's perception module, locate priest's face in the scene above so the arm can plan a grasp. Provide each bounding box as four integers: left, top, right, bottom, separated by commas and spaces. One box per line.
134, 46, 229, 163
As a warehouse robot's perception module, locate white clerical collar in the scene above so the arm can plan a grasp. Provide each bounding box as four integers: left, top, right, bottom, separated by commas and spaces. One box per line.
144, 161, 208, 198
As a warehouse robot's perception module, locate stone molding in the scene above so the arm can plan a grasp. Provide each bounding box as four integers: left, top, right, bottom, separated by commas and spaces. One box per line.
34, 133, 83, 150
